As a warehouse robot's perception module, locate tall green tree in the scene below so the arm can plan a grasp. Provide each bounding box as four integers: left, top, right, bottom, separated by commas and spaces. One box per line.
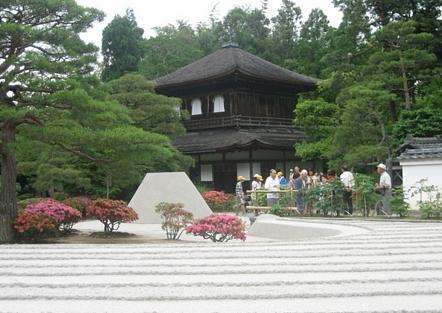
294, 99, 338, 161
328, 83, 397, 169
324, 0, 372, 74
271, 0, 302, 65
0, 0, 103, 242
105, 74, 186, 139
367, 20, 436, 110
17, 139, 91, 198
288, 8, 331, 77
101, 9, 144, 81
22, 86, 192, 199
219, 7, 271, 58
139, 22, 204, 79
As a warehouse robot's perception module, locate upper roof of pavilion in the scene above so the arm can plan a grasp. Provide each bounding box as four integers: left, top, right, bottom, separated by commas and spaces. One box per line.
155, 43, 318, 93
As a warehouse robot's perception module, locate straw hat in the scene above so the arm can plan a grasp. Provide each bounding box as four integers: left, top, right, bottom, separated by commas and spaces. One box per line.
254, 174, 263, 181
237, 176, 246, 181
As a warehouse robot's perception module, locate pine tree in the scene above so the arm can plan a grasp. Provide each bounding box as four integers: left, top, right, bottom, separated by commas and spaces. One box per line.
0, 0, 103, 242
367, 20, 436, 110
101, 9, 144, 81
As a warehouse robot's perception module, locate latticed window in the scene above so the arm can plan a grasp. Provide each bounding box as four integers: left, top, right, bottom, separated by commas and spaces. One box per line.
213, 95, 225, 113
191, 98, 202, 115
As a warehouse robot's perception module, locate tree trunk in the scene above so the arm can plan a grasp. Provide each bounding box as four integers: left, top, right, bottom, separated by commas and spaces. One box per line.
0, 122, 18, 243
399, 52, 412, 110
389, 101, 398, 121
105, 174, 111, 199
48, 183, 55, 198
372, 0, 388, 26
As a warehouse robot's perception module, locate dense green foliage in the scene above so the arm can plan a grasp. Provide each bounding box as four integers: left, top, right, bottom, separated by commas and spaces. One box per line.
101, 9, 144, 81
0, 0, 104, 242
0, 0, 191, 242
128, 1, 441, 170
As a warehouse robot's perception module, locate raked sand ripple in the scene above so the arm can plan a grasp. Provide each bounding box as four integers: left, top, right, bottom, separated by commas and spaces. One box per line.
0, 218, 442, 313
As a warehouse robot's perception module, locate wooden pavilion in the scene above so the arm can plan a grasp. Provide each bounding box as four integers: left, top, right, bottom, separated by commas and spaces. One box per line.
155, 43, 318, 192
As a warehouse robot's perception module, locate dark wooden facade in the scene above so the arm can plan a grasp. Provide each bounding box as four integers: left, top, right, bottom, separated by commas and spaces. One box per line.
155, 44, 318, 192
180, 92, 295, 121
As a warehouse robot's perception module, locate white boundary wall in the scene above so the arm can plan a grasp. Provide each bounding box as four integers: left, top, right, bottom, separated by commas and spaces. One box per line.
400, 158, 442, 210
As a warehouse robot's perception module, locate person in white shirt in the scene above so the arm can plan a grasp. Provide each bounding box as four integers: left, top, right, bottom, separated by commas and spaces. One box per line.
251, 174, 262, 206
251, 174, 263, 191
264, 169, 280, 207
340, 165, 355, 214
376, 163, 392, 215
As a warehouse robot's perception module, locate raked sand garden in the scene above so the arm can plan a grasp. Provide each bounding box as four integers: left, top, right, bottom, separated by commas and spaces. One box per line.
1, 217, 442, 313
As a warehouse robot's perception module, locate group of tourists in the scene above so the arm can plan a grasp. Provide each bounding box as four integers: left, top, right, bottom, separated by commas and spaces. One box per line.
235, 163, 392, 216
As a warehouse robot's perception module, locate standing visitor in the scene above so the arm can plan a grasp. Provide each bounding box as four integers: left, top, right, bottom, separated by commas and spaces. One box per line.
376, 163, 392, 215
340, 165, 355, 215
318, 172, 325, 184
264, 169, 280, 207
306, 170, 317, 214
307, 170, 317, 189
252, 174, 263, 191
294, 170, 308, 214
235, 176, 246, 215
251, 174, 263, 206
326, 170, 336, 182
278, 171, 288, 187
289, 171, 300, 190
292, 166, 300, 179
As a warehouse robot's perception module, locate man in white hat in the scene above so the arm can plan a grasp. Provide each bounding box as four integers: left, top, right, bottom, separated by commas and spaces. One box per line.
376, 163, 392, 215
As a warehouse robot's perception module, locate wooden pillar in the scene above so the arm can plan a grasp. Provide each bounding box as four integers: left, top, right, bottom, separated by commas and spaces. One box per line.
265, 96, 269, 117
234, 94, 238, 115
249, 149, 253, 186
283, 150, 287, 175
197, 155, 202, 181
206, 95, 210, 117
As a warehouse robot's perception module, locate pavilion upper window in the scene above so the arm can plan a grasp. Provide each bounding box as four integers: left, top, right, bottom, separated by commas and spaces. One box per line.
191, 98, 202, 115
213, 95, 225, 113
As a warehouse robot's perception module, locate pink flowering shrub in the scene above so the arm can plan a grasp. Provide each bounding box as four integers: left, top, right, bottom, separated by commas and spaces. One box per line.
87, 199, 138, 232
186, 214, 246, 242
17, 197, 44, 212
64, 196, 92, 217
202, 191, 236, 212
25, 199, 82, 233
155, 202, 193, 240
14, 211, 58, 241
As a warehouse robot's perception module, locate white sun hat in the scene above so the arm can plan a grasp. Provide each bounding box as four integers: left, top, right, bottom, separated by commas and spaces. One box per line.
377, 163, 387, 170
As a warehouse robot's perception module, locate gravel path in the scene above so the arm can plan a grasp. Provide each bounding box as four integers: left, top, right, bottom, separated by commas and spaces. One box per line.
1, 218, 442, 312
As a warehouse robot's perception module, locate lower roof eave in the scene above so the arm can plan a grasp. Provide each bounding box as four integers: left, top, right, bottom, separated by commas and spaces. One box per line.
174, 141, 294, 155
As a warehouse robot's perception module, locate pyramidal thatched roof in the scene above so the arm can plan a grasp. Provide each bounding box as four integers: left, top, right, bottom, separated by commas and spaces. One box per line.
155, 43, 318, 90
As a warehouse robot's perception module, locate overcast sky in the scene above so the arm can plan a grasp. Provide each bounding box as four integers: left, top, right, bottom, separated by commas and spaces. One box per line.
76, 0, 342, 50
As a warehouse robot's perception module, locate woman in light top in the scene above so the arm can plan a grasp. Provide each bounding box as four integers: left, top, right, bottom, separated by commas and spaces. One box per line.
251, 174, 263, 191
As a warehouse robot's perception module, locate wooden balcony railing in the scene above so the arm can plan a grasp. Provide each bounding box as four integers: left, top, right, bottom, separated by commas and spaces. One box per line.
184, 115, 293, 130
